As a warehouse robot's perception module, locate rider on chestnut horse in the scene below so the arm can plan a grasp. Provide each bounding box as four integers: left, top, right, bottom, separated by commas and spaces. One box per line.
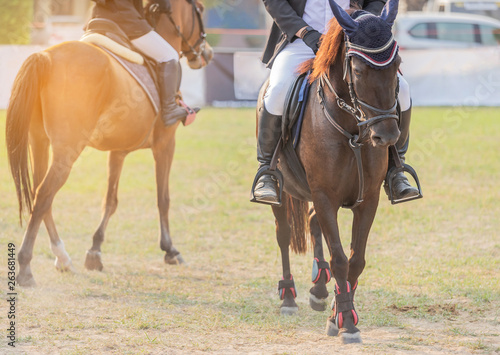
90, 0, 188, 126
252, 0, 420, 205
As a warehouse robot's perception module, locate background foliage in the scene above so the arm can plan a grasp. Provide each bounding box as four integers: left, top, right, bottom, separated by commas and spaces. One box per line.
0, 0, 33, 44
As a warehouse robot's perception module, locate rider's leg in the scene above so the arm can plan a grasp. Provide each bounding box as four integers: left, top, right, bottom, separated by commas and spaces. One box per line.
385, 74, 419, 199
131, 30, 187, 126
253, 41, 315, 204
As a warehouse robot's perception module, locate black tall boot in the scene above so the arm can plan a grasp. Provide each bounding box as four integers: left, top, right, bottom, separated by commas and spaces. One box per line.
157, 60, 188, 126
253, 104, 283, 204
385, 106, 419, 200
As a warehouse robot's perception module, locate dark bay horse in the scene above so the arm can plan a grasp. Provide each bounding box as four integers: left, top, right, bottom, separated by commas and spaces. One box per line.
6, 0, 213, 287
263, 0, 402, 344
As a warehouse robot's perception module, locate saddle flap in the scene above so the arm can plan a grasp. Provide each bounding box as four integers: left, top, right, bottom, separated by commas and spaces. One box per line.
282, 72, 310, 144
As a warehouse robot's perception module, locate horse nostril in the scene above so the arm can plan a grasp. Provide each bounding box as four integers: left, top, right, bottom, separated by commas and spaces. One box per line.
371, 135, 385, 146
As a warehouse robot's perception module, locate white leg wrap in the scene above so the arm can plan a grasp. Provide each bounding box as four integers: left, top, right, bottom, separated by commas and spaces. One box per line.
51, 241, 72, 269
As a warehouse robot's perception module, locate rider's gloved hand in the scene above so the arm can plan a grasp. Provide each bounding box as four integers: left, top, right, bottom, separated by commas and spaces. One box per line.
302, 29, 322, 54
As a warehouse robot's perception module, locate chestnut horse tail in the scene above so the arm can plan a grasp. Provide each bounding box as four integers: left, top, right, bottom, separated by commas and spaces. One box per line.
6, 52, 51, 224
285, 194, 311, 254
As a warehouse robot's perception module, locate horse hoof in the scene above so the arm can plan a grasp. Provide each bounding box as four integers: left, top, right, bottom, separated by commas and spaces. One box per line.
84, 250, 103, 271
55, 258, 75, 272
17, 273, 37, 288
164, 253, 185, 265
325, 319, 339, 337
309, 293, 328, 312
339, 329, 362, 344
280, 306, 299, 316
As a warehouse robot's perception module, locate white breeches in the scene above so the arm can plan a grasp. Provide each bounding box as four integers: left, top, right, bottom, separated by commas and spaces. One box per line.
264, 41, 412, 115
398, 74, 411, 112
264, 40, 316, 115
131, 30, 179, 63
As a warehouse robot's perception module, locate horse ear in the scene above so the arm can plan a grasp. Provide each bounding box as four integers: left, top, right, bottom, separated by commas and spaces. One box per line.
328, 0, 359, 36
379, 0, 399, 27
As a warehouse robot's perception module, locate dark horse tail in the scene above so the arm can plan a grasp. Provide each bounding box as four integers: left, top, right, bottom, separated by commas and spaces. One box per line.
285, 194, 311, 254
6, 52, 50, 223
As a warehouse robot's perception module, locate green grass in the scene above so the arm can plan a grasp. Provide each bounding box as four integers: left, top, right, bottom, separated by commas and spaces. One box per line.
0, 107, 499, 354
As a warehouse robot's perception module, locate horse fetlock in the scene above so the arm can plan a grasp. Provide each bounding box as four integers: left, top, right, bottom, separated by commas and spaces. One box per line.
51, 241, 71, 266
17, 249, 32, 266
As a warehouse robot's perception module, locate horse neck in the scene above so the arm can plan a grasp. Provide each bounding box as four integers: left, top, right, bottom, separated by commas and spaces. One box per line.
155, 3, 185, 54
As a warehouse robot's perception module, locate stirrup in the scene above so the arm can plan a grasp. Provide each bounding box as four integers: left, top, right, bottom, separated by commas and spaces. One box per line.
250, 165, 284, 207
385, 164, 423, 204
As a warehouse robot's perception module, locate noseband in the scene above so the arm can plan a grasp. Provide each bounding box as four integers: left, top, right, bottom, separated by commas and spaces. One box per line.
148, 0, 208, 62
316, 35, 400, 209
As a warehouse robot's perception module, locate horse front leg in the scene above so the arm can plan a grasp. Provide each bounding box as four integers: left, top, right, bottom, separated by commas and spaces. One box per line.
152, 131, 184, 265
85, 151, 128, 271
348, 196, 380, 302
272, 196, 298, 315
308, 206, 331, 312
312, 192, 360, 343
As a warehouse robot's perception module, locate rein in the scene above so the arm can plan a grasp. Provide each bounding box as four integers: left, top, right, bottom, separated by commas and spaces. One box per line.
149, 0, 208, 61
316, 37, 399, 209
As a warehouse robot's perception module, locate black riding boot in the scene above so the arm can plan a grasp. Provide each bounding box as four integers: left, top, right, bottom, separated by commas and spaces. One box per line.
253, 105, 282, 204
157, 60, 188, 126
384, 106, 420, 200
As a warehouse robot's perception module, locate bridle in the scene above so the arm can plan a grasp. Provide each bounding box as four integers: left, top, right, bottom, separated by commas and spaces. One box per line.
319, 35, 400, 141
148, 0, 208, 62
317, 35, 400, 209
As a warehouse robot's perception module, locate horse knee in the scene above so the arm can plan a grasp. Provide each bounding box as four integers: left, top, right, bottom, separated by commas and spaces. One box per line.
349, 257, 366, 278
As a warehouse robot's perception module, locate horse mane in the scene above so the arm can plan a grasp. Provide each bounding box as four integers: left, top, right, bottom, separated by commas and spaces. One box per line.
297, 16, 350, 83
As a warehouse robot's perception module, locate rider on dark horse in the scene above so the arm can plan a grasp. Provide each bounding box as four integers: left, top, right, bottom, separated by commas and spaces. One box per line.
253, 0, 420, 205
90, 0, 188, 126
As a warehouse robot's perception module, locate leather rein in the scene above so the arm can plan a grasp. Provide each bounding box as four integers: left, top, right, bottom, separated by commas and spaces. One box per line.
317, 36, 399, 209
148, 0, 208, 62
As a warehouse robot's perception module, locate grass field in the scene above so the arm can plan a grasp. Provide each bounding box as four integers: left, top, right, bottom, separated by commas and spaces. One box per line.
0, 107, 499, 354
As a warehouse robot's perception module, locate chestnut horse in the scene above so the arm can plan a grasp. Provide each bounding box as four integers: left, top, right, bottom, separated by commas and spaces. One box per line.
263, 0, 402, 344
6, 0, 213, 287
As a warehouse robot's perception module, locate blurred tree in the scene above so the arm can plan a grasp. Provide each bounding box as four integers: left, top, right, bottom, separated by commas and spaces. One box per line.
0, 0, 33, 44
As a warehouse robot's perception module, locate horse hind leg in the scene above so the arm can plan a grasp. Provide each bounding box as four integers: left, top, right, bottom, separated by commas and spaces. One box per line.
85, 151, 128, 271
17, 144, 82, 287
31, 125, 73, 273
272, 194, 298, 316
308, 206, 331, 312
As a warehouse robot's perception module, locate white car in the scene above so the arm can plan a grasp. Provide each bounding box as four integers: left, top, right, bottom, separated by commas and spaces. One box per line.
394, 12, 500, 48
425, 0, 500, 21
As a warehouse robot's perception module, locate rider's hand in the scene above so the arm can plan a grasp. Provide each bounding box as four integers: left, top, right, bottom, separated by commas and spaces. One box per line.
302, 29, 322, 54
